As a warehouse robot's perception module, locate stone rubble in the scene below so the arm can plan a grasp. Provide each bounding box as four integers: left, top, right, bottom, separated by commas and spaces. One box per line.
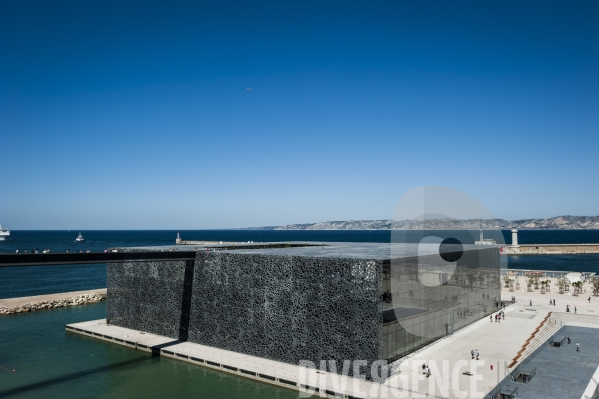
0, 293, 106, 315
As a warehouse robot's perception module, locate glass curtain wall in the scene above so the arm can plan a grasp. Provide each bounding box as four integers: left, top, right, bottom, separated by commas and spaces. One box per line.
382, 248, 500, 362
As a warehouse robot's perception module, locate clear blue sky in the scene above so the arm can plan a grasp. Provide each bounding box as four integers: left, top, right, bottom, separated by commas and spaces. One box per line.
1, 1, 598, 229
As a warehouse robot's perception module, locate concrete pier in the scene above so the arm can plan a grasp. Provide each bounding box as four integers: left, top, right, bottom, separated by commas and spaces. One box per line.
66, 319, 374, 398
504, 243, 599, 255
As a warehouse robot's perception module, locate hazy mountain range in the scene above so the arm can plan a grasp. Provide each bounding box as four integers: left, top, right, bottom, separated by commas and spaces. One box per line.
239, 216, 599, 230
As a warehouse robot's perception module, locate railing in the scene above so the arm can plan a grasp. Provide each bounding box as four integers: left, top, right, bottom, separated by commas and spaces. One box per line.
0, 251, 196, 267
482, 363, 536, 399
501, 269, 595, 280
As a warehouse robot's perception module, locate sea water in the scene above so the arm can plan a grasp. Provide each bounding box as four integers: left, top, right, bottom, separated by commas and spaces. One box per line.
1, 230, 599, 299
0, 302, 297, 399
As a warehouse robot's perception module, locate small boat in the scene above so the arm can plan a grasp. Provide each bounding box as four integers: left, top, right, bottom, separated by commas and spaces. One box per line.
0, 224, 9, 241
75, 232, 85, 242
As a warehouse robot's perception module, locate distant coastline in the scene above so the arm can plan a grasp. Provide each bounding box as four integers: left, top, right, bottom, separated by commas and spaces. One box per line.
235, 215, 599, 231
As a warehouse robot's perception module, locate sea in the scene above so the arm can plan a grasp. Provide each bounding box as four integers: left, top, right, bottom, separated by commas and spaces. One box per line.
1, 230, 598, 398
1, 229, 599, 300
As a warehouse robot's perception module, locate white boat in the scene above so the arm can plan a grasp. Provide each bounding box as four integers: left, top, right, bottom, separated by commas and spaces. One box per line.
75, 232, 85, 242
0, 225, 9, 241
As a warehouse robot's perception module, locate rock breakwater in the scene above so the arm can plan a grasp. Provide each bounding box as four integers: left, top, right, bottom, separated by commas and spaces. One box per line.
0, 292, 106, 315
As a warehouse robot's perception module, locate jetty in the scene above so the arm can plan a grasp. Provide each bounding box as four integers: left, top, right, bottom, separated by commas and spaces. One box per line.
503, 243, 599, 254
503, 229, 599, 254
174, 231, 248, 246
0, 289, 106, 315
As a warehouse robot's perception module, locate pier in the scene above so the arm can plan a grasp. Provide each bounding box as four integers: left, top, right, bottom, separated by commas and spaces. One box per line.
503, 243, 599, 255
503, 230, 599, 254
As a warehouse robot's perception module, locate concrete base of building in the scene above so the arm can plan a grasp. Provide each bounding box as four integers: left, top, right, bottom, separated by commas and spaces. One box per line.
66, 319, 377, 399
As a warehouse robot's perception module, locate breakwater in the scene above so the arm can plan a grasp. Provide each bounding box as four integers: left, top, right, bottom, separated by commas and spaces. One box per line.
0, 289, 106, 315
504, 244, 599, 255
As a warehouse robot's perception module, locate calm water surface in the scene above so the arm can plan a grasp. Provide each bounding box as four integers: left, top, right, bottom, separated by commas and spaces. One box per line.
0, 302, 297, 399
1, 230, 599, 299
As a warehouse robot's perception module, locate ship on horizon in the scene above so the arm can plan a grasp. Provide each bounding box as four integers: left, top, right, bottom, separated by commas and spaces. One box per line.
0, 225, 10, 241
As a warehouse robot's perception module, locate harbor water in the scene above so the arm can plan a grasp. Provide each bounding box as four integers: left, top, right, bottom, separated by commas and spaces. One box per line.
0, 302, 297, 399
1, 230, 599, 299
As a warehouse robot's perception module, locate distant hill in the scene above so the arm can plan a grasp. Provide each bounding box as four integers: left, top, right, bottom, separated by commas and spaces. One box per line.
238, 216, 599, 230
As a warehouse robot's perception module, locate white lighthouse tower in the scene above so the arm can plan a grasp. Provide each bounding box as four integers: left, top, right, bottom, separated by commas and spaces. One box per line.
511, 229, 520, 248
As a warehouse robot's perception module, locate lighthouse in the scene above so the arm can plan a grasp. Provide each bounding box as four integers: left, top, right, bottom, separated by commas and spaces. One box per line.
511, 229, 519, 247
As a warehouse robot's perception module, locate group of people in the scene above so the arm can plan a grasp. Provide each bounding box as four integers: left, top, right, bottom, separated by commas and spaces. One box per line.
566, 304, 577, 313
421, 363, 431, 377
15, 248, 52, 254
470, 349, 480, 360
491, 311, 504, 322
509, 296, 516, 303
15, 248, 93, 253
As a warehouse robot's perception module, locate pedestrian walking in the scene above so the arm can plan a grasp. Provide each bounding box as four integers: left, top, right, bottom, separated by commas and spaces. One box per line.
554, 299, 556, 306
576, 342, 580, 352
471, 349, 474, 359
529, 300, 532, 306
475, 349, 479, 360
589, 297, 591, 303
490, 315, 492, 322
567, 336, 571, 344
575, 306, 577, 314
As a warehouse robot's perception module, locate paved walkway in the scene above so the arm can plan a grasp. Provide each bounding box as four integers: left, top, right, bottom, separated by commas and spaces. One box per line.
378, 281, 599, 398
511, 325, 599, 399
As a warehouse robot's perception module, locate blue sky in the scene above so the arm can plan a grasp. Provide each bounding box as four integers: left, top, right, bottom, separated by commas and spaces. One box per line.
1, 1, 598, 229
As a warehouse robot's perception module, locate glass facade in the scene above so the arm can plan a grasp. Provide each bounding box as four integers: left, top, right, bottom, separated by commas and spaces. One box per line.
382, 248, 500, 362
